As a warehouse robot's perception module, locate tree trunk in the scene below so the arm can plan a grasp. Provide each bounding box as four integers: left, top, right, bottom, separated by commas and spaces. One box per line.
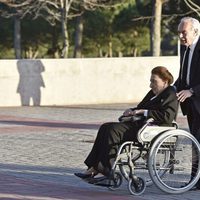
151, 0, 162, 56
108, 41, 112, 57
73, 14, 84, 58
14, 16, 21, 59
60, 1, 69, 58
61, 15, 69, 58
51, 26, 60, 58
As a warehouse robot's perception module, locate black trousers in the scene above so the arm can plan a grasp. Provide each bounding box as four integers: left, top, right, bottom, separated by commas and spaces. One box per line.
186, 102, 200, 142
186, 101, 200, 186
84, 120, 143, 175
183, 99, 200, 188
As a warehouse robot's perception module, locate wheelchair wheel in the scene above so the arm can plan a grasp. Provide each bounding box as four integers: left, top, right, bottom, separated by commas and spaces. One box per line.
148, 129, 200, 194
118, 147, 153, 186
128, 176, 146, 195
108, 172, 123, 190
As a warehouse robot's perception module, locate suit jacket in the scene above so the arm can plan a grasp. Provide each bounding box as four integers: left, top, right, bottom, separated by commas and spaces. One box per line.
136, 86, 178, 126
174, 36, 200, 115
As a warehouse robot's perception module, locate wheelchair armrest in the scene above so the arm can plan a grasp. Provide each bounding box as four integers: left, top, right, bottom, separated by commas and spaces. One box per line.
144, 118, 178, 129
146, 118, 154, 124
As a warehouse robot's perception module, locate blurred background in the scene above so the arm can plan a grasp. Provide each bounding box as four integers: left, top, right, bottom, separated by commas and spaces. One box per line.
0, 0, 199, 59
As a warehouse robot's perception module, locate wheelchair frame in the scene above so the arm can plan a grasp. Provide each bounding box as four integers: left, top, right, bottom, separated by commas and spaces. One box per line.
108, 120, 200, 195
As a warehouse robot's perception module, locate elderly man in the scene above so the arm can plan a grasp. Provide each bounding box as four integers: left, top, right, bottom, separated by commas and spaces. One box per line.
175, 17, 200, 190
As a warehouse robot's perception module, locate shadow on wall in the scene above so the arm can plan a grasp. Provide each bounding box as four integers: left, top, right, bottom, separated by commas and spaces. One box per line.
16, 60, 45, 106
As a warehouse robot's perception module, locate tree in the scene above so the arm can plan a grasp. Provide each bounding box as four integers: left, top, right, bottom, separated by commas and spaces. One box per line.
135, 0, 168, 56
0, 17, 14, 58
1, 0, 199, 58
112, 2, 150, 56
0, 0, 45, 58
72, 0, 131, 58
151, 0, 169, 56
73, 13, 84, 58
0, 0, 127, 58
134, 0, 200, 56
0, 0, 73, 58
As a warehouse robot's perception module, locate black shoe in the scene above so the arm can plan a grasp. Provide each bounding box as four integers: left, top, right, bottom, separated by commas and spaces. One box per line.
87, 176, 113, 187
87, 176, 107, 184
94, 178, 113, 187
74, 172, 94, 179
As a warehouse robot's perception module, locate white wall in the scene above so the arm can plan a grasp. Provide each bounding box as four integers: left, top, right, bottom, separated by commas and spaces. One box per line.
0, 57, 179, 106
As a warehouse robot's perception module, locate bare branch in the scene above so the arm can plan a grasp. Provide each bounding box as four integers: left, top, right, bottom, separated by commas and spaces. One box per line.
83, 0, 125, 9
0, 0, 32, 7
184, 0, 200, 17
132, 10, 197, 22
187, 0, 200, 10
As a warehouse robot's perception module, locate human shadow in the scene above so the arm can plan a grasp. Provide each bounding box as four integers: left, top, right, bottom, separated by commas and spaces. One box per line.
17, 60, 45, 106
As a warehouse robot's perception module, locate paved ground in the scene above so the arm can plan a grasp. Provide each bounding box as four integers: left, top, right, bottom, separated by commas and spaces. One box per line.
0, 104, 199, 200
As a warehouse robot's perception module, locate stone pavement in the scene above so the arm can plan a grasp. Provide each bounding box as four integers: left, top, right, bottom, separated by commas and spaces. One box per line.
0, 104, 199, 200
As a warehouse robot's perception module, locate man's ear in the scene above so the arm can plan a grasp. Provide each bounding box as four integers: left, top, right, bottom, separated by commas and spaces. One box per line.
194, 29, 199, 36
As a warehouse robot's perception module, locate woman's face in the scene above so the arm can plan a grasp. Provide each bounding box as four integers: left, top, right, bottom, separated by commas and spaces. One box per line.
150, 74, 167, 95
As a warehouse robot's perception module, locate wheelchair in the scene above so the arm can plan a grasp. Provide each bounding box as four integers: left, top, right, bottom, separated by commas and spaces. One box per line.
106, 118, 200, 195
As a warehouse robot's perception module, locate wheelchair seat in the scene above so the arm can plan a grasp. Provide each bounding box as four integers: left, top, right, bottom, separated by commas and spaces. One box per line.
137, 119, 178, 144
137, 125, 176, 143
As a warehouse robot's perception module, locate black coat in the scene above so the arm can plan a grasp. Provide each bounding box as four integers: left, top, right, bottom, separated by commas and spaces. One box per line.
175, 36, 200, 115
136, 86, 178, 126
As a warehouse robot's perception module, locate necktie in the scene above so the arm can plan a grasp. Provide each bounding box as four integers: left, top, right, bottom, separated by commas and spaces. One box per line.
181, 47, 190, 88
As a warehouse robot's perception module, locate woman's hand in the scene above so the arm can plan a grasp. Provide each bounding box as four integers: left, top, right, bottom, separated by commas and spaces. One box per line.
123, 109, 145, 116
123, 109, 134, 116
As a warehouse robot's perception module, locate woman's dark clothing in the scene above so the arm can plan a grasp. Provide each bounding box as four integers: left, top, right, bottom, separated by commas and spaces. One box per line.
84, 86, 178, 175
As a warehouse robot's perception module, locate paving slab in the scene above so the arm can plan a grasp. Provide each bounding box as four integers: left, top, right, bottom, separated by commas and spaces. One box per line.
0, 105, 199, 200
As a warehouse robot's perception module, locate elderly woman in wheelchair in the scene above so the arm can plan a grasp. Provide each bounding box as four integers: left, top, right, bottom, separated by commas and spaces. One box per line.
75, 66, 200, 195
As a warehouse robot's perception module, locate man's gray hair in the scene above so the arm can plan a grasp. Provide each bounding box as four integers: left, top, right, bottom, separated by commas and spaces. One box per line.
179, 17, 200, 35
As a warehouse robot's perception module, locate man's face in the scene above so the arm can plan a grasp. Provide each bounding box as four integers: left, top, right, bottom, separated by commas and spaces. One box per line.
178, 21, 197, 46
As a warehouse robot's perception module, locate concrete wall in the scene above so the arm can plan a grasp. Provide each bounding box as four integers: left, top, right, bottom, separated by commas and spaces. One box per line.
0, 57, 180, 106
